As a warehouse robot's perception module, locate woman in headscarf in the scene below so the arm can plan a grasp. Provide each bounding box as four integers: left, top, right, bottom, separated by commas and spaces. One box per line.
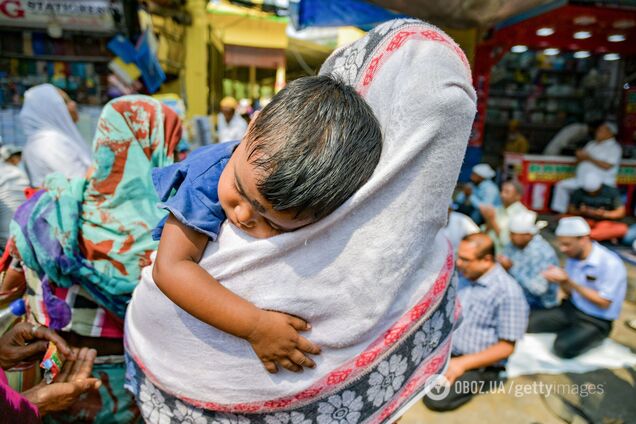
8, 95, 182, 423
19, 84, 93, 187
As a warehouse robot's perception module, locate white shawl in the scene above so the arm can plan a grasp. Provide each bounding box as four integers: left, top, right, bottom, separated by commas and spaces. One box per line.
125, 19, 476, 421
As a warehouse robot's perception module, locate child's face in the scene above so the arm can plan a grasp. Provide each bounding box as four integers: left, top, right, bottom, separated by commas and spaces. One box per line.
218, 141, 315, 239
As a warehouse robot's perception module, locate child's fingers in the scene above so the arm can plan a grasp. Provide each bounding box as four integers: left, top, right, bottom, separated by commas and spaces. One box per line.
279, 359, 302, 373
262, 361, 278, 374
287, 316, 311, 332
290, 350, 315, 368
297, 336, 321, 355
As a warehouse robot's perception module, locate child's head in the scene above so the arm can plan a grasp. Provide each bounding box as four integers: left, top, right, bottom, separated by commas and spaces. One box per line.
218, 75, 382, 238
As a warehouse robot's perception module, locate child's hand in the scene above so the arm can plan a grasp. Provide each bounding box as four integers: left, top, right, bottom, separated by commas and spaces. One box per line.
246, 310, 321, 374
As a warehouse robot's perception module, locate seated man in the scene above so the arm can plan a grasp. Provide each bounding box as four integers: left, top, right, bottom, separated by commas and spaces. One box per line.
424, 233, 528, 412
455, 163, 501, 225
481, 180, 528, 252
498, 212, 559, 310
568, 173, 628, 242
528, 217, 627, 358
551, 121, 621, 213
443, 203, 480, 251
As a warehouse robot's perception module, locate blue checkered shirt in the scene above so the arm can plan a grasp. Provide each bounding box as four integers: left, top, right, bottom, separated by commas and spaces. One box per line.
503, 235, 560, 310
453, 264, 529, 364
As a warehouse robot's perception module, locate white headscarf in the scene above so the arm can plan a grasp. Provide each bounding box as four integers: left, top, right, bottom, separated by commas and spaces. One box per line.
19, 84, 92, 186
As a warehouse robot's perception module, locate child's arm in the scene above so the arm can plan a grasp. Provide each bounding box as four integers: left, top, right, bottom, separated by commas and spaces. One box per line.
153, 214, 320, 373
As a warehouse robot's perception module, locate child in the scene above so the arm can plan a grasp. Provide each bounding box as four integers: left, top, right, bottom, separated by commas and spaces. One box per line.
152, 75, 382, 373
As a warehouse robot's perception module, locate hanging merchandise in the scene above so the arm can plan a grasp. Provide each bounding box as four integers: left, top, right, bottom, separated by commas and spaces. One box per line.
106, 30, 166, 95
135, 29, 166, 94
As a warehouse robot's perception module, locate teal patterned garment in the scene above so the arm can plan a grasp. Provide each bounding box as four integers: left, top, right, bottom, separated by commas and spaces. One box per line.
11, 96, 182, 324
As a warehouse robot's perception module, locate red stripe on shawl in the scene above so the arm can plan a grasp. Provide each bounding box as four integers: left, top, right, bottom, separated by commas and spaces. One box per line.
89, 141, 132, 199
359, 28, 472, 97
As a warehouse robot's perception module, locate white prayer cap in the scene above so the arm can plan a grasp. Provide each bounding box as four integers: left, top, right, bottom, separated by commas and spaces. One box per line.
509, 211, 539, 235
472, 163, 495, 179
555, 216, 590, 237
582, 172, 602, 192
0, 144, 22, 161
603, 121, 618, 135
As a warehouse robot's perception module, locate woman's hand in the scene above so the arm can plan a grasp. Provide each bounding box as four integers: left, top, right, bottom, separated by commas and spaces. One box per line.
22, 347, 101, 415
246, 310, 321, 374
0, 323, 74, 370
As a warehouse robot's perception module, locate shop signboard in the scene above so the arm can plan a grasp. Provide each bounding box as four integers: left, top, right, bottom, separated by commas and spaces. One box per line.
0, 0, 123, 32
504, 153, 636, 213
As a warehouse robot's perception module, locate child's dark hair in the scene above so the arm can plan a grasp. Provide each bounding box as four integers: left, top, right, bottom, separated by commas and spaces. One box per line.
245, 75, 382, 220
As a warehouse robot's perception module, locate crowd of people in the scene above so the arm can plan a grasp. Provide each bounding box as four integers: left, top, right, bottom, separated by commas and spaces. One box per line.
440, 159, 630, 410
0, 17, 633, 423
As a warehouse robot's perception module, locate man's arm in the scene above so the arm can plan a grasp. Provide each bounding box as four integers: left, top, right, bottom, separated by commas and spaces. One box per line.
564, 278, 612, 309
587, 156, 613, 170
543, 266, 611, 309
579, 148, 616, 170
445, 341, 515, 383
597, 205, 625, 221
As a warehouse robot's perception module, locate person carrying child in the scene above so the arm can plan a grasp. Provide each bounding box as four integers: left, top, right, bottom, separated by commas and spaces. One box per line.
150, 75, 383, 373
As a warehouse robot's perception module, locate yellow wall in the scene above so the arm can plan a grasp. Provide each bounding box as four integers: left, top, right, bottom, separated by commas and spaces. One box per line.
336, 27, 366, 48
208, 13, 288, 49
184, 0, 210, 117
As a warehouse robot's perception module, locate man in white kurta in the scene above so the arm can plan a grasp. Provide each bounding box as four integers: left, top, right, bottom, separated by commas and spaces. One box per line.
216, 97, 248, 144
551, 122, 621, 213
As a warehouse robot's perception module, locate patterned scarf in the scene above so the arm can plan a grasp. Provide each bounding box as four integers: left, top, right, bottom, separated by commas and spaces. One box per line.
11, 96, 181, 324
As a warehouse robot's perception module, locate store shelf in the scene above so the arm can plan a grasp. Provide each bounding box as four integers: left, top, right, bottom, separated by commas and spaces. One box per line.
0, 53, 111, 63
